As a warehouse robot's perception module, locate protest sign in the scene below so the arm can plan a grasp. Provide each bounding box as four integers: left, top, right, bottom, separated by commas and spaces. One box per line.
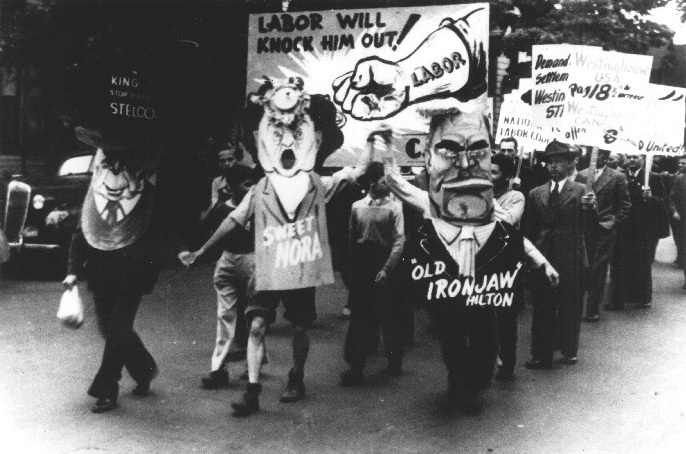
246, 4, 490, 166
608, 84, 686, 155
531, 44, 600, 127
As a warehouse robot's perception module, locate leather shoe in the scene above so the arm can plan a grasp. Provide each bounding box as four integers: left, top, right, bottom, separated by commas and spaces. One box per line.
92, 397, 117, 413
132, 367, 159, 396
525, 358, 552, 370
584, 314, 599, 322
561, 356, 577, 365
280, 369, 305, 403
201, 370, 229, 390
231, 383, 261, 417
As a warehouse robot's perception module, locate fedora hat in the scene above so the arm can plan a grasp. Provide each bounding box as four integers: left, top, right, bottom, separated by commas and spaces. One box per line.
536, 139, 578, 161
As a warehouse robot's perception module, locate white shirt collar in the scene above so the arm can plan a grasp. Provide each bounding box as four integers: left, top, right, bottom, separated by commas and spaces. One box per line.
550, 178, 566, 193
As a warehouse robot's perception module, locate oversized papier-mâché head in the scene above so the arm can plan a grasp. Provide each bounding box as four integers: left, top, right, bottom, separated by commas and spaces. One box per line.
244, 77, 343, 177
424, 110, 493, 226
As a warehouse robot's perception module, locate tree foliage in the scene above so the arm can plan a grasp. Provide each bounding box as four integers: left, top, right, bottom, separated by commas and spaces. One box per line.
500, 0, 676, 57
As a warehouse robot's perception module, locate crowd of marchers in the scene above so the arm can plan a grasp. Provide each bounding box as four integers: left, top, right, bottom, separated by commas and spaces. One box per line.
60, 110, 684, 417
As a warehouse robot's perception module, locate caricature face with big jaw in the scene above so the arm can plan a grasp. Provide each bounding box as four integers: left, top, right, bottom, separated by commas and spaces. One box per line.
425, 112, 493, 225
256, 113, 322, 178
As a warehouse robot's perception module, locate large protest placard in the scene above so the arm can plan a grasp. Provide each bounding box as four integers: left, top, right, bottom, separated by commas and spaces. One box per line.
246, 4, 489, 166
531, 44, 601, 127
608, 84, 686, 155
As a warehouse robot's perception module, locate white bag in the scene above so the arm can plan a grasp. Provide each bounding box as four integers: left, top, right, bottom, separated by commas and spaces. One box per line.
57, 286, 84, 329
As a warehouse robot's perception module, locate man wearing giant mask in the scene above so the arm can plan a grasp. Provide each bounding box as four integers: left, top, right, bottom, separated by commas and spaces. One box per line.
63, 127, 199, 414
382, 107, 559, 412
183, 78, 370, 416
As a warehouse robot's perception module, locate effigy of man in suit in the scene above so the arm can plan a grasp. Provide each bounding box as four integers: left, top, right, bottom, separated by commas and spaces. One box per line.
182, 77, 369, 416
575, 149, 631, 320
524, 140, 591, 370
384, 105, 559, 412
65, 126, 201, 414
610, 154, 667, 309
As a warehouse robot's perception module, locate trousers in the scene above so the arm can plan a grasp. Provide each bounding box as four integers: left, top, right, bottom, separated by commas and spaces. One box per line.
211, 251, 253, 372
88, 290, 157, 399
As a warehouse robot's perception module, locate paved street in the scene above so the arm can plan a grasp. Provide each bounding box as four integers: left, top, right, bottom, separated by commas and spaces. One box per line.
1, 239, 685, 454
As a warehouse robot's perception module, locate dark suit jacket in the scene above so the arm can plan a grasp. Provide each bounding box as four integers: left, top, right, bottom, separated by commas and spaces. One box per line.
575, 166, 631, 230
624, 169, 669, 240
670, 174, 686, 219
526, 180, 587, 300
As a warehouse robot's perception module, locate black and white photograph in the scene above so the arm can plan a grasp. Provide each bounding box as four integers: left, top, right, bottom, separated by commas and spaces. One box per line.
1, 0, 685, 452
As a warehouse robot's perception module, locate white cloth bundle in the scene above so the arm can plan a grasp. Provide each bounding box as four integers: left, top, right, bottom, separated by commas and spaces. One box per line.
57, 286, 84, 329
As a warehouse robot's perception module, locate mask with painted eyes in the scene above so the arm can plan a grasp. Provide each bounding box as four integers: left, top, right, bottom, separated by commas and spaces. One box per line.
256, 113, 321, 177
424, 111, 493, 225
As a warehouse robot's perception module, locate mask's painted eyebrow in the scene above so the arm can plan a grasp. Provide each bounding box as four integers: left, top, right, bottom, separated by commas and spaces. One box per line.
468, 140, 490, 151
434, 140, 465, 153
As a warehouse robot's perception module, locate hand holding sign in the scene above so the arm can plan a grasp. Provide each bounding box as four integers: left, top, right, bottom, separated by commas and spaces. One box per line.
333, 57, 409, 120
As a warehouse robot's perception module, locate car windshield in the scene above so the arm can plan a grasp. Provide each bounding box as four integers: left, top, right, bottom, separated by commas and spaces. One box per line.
58, 155, 94, 176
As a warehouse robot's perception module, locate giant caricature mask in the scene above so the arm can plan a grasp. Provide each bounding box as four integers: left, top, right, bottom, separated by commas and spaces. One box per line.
82, 147, 158, 251
425, 111, 493, 225
253, 78, 322, 178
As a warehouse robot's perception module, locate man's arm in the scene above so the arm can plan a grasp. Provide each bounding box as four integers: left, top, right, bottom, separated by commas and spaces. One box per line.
613, 172, 632, 227
381, 201, 406, 276
494, 191, 525, 226
179, 187, 255, 267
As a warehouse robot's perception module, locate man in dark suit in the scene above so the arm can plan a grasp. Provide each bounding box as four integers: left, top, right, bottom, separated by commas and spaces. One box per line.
669, 156, 686, 270
525, 140, 591, 368
609, 154, 667, 309
575, 149, 631, 321
671, 157, 686, 285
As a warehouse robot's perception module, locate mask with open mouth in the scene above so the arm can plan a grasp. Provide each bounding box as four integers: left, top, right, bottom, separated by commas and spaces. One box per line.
425, 111, 493, 225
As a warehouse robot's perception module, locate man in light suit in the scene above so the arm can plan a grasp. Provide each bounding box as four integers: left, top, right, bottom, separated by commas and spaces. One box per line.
575, 149, 631, 321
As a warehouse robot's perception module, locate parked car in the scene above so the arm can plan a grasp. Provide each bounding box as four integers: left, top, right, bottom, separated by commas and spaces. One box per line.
2, 152, 94, 277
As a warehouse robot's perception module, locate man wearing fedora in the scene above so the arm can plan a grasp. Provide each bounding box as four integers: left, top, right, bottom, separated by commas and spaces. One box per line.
525, 140, 592, 369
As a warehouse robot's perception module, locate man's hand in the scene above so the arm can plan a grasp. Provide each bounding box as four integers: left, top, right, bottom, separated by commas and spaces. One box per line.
642, 187, 652, 199
333, 57, 408, 120
178, 250, 201, 269
510, 177, 522, 190
674, 212, 682, 222
62, 274, 77, 290
375, 270, 388, 285
582, 191, 597, 209
543, 263, 560, 288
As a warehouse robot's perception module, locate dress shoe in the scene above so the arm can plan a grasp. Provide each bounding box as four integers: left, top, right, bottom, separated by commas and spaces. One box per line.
524, 358, 552, 370
561, 356, 577, 365
340, 369, 365, 386
603, 304, 624, 312
231, 383, 261, 417
495, 368, 515, 381
584, 314, 599, 322
91, 397, 117, 413
132, 366, 159, 396
200, 370, 229, 390
280, 368, 305, 403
